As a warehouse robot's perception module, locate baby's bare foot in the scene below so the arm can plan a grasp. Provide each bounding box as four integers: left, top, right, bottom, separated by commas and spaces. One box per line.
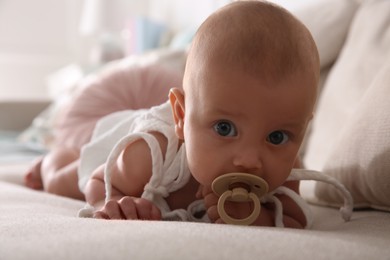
24, 156, 44, 190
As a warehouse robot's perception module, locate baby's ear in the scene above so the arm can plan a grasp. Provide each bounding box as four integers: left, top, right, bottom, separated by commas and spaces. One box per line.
169, 88, 185, 139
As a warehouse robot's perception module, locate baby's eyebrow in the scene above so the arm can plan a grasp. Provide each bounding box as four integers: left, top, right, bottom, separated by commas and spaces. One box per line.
279, 121, 307, 130
207, 107, 245, 118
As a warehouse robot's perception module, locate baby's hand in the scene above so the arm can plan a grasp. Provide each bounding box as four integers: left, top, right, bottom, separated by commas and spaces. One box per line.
202, 188, 222, 223
93, 196, 161, 220
199, 185, 227, 224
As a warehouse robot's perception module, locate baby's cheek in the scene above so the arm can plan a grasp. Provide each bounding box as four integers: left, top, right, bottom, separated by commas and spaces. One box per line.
187, 156, 209, 185
189, 160, 220, 187
191, 167, 214, 187
268, 153, 299, 189
267, 169, 292, 192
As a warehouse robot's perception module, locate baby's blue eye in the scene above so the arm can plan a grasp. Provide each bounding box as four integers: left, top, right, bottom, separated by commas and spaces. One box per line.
214, 121, 237, 137
267, 131, 289, 145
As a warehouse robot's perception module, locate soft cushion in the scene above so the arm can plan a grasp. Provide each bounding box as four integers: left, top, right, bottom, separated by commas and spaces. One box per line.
304, 0, 390, 171
303, 0, 390, 211
1, 177, 390, 260
312, 61, 390, 211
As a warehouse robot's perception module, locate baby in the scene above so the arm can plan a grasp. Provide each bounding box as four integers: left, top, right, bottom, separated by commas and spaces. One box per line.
25, 1, 320, 228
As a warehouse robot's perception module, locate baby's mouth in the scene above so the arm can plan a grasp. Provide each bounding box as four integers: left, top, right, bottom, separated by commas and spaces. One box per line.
211, 172, 269, 225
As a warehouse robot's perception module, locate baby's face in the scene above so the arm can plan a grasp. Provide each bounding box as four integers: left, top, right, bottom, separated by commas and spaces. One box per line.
181, 62, 315, 192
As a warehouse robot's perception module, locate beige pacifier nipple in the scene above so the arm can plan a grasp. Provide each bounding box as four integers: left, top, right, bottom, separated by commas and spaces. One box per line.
212, 173, 269, 225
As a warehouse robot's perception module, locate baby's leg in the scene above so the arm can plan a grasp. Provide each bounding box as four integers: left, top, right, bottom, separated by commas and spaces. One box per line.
25, 147, 84, 201
24, 156, 45, 190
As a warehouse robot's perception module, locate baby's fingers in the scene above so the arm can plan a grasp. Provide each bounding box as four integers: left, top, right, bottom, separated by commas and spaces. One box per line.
93, 197, 161, 220
93, 210, 109, 219
206, 204, 221, 223
94, 199, 123, 219
203, 192, 221, 223
132, 198, 162, 220
117, 197, 139, 219
117, 197, 161, 220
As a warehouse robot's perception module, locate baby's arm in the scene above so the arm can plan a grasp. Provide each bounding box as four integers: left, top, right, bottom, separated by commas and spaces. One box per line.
83, 132, 168, 220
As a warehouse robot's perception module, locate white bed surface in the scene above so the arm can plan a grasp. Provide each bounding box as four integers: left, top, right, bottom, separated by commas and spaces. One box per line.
1, 163, 389, 260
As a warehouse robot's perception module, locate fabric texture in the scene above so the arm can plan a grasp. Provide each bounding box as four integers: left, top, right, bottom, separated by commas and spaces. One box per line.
304, 0, 390, 211
313, 61, 390, 211
1, 175, 390, 260
304, 0, 390, 171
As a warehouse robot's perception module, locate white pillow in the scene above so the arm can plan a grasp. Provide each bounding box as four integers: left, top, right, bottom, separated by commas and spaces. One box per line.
313, 61, 390, 211
304, 0, 390, 171
292, 0, 360, 68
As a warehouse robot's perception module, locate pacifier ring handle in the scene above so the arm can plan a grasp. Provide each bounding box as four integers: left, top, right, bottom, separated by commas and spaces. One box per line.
217, 189, 261, 225
212, 172, 269, 226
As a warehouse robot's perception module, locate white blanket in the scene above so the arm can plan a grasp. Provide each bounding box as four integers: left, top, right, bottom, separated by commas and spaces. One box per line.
1, 163, 389, 260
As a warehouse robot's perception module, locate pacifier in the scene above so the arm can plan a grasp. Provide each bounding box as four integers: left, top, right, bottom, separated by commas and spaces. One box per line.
211, 173, 269, 225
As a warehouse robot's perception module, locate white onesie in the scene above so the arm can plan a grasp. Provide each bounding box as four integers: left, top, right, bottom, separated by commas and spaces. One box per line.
78, 101, 353, 227
78, 101, 206, 221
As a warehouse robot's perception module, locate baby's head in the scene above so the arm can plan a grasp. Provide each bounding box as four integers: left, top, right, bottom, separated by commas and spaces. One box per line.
170, 1, 319, 191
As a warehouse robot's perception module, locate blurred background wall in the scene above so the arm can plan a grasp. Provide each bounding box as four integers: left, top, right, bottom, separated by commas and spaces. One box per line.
0, 0, 312, 100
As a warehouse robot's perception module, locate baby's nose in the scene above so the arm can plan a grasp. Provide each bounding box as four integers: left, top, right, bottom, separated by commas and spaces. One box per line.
232, 146, 263, 174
